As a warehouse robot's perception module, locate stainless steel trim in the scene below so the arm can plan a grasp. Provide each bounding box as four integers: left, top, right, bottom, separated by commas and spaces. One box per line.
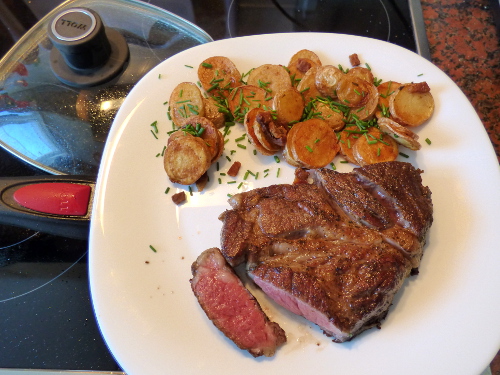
408, 0, 432, 60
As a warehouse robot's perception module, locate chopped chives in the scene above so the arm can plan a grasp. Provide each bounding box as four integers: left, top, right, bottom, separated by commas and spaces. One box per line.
253, 149, 257, 155
220, 173, 226, 176
425, 138, 432, 145
149, 245, 157, 253
150, 130, 158, 139
202, 62, 213, 68
218, 178, 222, 184
274, 155, 280, 163
305, 145, 313, 153
227, 181, 237, 184
237, 182, 243, 189
165, 187, 170, 194
226, 156, 231, 162
237, 144, 246, 149
185, 65, 193, 68
399, 152, 410, 158
276, 168, 280, 177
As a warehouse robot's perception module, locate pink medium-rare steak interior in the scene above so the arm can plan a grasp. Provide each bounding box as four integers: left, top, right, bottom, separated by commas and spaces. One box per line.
190, 247, 286, 357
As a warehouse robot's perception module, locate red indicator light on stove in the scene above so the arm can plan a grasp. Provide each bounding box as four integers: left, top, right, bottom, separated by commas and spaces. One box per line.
13, 182, 91, 216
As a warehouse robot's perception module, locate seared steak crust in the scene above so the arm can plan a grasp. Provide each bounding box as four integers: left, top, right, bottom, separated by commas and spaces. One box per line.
219, 161, 433, 342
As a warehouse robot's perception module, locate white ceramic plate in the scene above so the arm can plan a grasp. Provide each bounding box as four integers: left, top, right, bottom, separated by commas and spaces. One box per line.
89, 33, 500, 375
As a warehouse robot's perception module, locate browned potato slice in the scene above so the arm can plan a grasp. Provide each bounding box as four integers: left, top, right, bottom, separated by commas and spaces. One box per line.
169, 82, 205, 127
336, 76, 370, 108
198, 56, 242, 98
228, 85, 268, 123
183, 116, 222, 163
346, 67, 374, 83
389, 82, 434, 126
375, 81, 401, 119
243, 108, 276, 156
203, 97, 225, 128
287, 119, 339, 169
315, 65, 344, 98
314, 102, 345, 131
287, 49, 322, 83
377, 117, 421, 150
164, 133, 212, 185
246, 64, 292, 97
336, 76, 378, 120
272, 87, 304, 125
338, 126, 359, 165
352, 127, 399, 166
296, 66, 321, 103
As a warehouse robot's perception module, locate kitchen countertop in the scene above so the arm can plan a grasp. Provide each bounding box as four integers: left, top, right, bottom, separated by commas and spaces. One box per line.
421, 0, 500, 373
422, 0, 500, 163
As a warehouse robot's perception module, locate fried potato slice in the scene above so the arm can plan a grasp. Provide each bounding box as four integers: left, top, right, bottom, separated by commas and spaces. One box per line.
164, 133, 212, 185
315, 65, 344, 98
338, 126, 359, 165
246, 64, 292, 98
389, 82, 434, 126
286, 119, 339, 169
375, 80, 401, 119
336, 76, 378, 120
183, 116, 223, 163
346, 66, 374, 83
352, 127, 399, 166
377, 117, 421, 150
314, 102, 345, 131
243, 108, 276, 156
169, 82, 205, 127
198, 56, 242, 98
272, 87, 304, 125
287, 49, 322, 83
228, 85, 268, 123
297, 66, 321, 103
203, 97, 225, 128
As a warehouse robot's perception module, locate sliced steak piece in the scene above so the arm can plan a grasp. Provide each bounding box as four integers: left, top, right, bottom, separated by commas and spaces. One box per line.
353, 161, 433, 241
312, 168, 392, 230
248, 240, 411, 342
190, 247, 286, 357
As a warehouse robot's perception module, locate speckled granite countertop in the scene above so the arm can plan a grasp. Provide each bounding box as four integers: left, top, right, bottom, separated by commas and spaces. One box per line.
421, 1, 500, 373
422, 0, 500, 163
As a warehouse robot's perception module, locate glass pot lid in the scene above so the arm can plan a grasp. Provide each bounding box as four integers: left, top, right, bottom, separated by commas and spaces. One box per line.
0, 0, 212, 176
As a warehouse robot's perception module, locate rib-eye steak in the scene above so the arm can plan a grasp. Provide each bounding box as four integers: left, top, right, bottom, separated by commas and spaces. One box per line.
218, 161, 433, 343
190, 247, 286, 357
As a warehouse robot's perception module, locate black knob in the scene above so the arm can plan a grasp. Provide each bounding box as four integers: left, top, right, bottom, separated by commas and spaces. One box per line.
48, 7, 129, 87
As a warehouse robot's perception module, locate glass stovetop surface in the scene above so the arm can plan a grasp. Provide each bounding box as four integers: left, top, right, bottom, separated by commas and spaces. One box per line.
0, 0, 420, 371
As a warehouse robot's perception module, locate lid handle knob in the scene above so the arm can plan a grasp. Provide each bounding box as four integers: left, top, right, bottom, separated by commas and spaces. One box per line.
47, 7, 129, 87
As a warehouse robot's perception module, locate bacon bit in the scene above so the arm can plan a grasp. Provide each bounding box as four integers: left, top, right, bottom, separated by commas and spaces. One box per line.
293, 167, 309, 184
227, 161, 241, 177
349, 53, 361, 67
407, 82, 431, 93
296, 58, 312, 73
172, 191, 187, 205
196, 172, 209, 192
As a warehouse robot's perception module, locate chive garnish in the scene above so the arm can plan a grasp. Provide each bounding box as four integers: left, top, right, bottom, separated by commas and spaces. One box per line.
150, 130, 158, 139
165, 187, 170, 194
425, 138, 432, 145
274, 155, 280, 163
149, 245, 157, 253
305, 145, 313, 153
399, 152, 410, 158
202, 62, 213, 68
185, 65, 193, 68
